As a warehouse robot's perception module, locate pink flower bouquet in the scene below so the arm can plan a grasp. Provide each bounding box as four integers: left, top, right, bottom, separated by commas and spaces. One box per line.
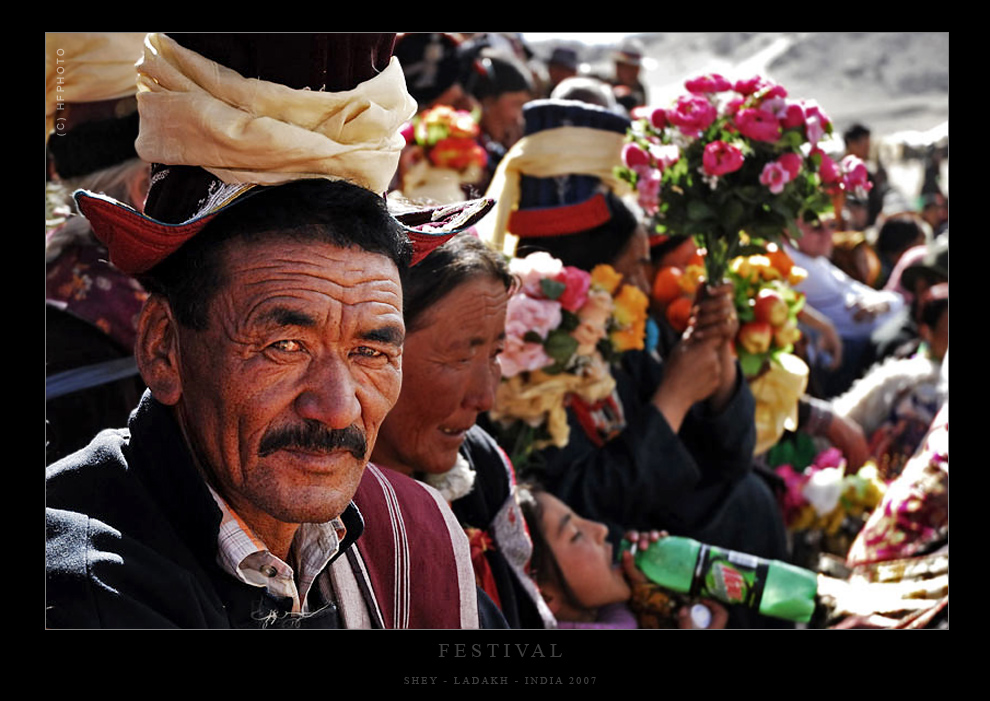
616, 74, 872, 287
489, 252, 649, 469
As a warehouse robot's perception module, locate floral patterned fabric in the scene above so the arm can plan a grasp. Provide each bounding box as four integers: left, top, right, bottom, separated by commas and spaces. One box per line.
46, 234, 147, 352
846, 404, 948, 569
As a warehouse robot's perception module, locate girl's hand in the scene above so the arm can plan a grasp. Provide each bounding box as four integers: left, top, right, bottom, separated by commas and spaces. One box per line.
621, 529, 665, 585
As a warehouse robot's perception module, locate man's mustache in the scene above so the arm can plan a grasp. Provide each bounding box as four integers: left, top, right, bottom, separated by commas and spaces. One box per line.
258, 421, 368, 460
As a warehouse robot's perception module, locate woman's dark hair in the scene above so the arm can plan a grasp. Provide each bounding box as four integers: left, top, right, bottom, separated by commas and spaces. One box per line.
515, 191, 638, 272
400, 233, 515, 332
877, 213, 926, 260
517, 484, 584, 609
918, 285, 949, 329
139, 178, 411, 330
469, 50, 534, 101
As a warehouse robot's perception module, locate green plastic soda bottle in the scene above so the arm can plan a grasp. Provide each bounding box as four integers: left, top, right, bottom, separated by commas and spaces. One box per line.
630, 536, 819, 623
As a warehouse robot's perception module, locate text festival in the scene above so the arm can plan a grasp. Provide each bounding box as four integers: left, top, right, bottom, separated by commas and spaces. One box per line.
437, 643, 563, 658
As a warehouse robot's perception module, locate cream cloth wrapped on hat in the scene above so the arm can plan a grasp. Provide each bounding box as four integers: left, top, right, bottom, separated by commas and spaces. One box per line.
134, 33, 417, 195
45, 33, 148, 141
479, 126, 631, 255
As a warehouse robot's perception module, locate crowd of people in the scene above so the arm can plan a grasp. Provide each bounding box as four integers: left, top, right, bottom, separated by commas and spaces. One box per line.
45, 32, 948, 629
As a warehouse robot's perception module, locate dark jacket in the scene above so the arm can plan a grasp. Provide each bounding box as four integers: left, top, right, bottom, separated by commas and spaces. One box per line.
46, 392, 501, 628
450, 426, 549, 628
529, 350, 787, 562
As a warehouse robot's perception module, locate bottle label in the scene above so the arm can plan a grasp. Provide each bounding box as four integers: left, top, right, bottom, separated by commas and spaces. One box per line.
692, 545, 768, 608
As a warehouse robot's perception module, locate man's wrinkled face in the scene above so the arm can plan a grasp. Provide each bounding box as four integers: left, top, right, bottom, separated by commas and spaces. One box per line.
172, 237, 404, 531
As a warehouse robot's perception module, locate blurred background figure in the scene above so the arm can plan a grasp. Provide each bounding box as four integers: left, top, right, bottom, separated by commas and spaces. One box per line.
468, 47, 537, 182
544, 46, 579, 95
551, 75, 625, 114
597, 36, 651, 114
842, 123, 888, 229
46, 33, 151, 465
393, 32, 481, 115
786, 214, 905, 398
873, 212, 928, 288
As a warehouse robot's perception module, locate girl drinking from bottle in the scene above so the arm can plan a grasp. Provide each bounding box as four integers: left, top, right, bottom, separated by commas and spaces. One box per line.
518, 485, 728, 629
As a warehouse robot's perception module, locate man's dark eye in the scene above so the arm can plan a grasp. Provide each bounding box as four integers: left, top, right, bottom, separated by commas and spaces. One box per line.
270, 340, 303, 352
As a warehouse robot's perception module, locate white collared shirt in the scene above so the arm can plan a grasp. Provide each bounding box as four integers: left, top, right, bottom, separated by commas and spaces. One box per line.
206, 484, 346, 615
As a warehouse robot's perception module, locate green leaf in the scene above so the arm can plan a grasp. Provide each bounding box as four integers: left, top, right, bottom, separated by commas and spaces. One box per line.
558, 309, 580, 332
719, 197, 746, 234
540, 278, 566, 300
779, 131, 804, 149
739, 350, 766, 378
687, 198, 715, 223
522, 330, 543, 344
544, 328, 578, 364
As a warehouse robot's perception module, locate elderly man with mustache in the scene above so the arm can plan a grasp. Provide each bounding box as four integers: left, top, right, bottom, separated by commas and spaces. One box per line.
45, 33, 500, 629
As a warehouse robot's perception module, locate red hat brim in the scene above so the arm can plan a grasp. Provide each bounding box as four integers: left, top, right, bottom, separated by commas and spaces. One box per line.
75, 187, 495, 274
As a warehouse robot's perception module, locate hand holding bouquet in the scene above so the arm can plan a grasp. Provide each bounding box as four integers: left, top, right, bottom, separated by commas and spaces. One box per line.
615, 74, 872, 288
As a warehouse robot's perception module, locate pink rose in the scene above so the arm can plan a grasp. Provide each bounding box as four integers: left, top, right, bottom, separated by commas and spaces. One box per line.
733, 76, 768, 95
805, 114, 826, 147
802, 101, 831, 146
649, 107, 668, 130
685, 73, 732, 94
780, 101, 806, 129
734, 108, 781, 143
760, 96, 788, 117
702, 140, 745, 176
633, 165, 662, 215
667, 95, 717, 137
778, 152, 804, 179
509, 252, 563, 298
622, 142, 651, 169
841, 155, 872, 194
554, 266, 592, 312
762, 83, 788, 99
759, 161, 791, 194
506, 293, 562, 340
815, 149, 841, 185
723, 96, 745, 117
500, 336, 552, 378
803, 101, 831, 130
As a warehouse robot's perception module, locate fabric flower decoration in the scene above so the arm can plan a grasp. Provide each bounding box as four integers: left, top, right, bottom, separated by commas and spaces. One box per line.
590, 264, 625, 295
553, 266, 592, 313
510, 251, 564, 298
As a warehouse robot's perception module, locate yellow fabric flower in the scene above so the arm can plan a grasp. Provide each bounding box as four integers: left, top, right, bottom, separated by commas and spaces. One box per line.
610, 284, 649, 352
612, 284, 649, 327
590, 264, 624, 294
